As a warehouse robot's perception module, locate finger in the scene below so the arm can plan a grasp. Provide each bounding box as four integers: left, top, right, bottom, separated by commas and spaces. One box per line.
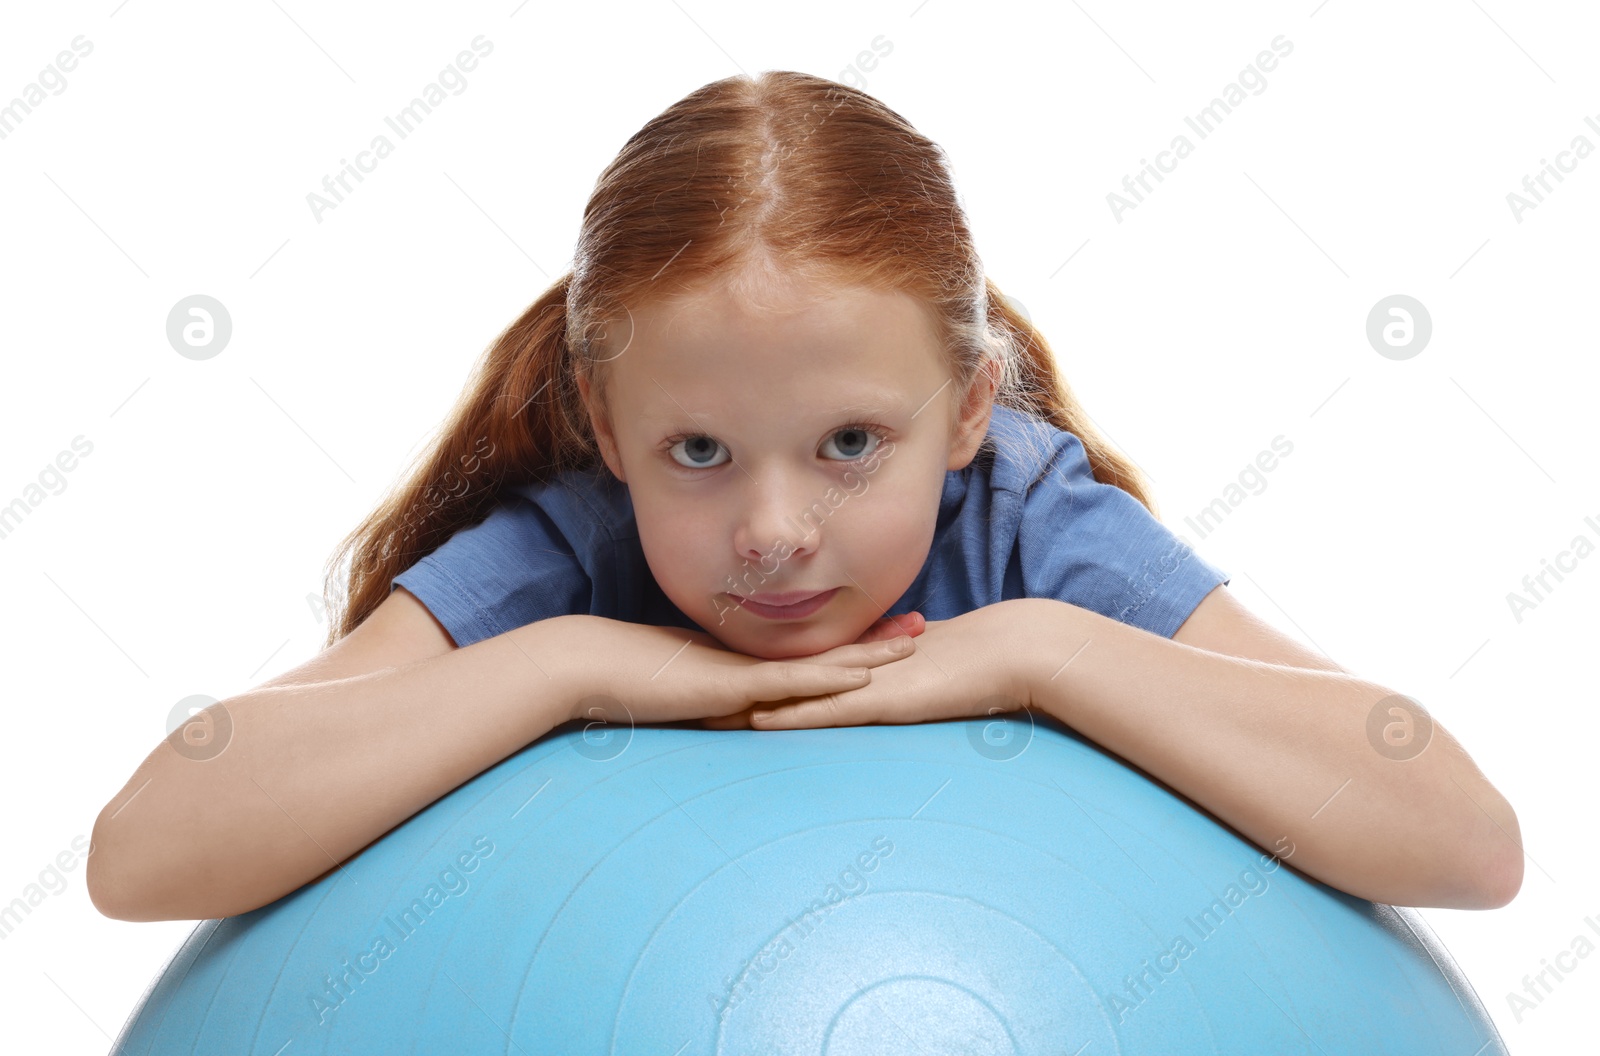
853, 614, 914, 645
792, 636, 915, 670
853, 612, 925, 644
745, 663, 871, 704
699, 708, 754, 730
748, 698, 831, 730
750, 689, 858, 730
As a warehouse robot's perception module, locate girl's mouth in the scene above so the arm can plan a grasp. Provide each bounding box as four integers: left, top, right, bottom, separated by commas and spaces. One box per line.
728, 588, 840, 619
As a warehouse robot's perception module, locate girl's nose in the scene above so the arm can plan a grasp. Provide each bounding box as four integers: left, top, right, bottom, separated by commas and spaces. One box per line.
733, 471, 820, 562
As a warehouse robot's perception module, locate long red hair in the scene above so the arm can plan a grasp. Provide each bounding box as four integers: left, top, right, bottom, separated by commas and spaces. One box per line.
321, 70, 1158, 646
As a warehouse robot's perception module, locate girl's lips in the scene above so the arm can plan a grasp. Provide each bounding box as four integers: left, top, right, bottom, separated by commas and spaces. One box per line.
735, 589, 830, 606
729, 588, 839, 619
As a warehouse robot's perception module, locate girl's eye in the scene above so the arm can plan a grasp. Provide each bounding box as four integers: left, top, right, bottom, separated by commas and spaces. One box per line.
664, 425, 886, 471
819, 426, 881, 462
667, 435, 729, 470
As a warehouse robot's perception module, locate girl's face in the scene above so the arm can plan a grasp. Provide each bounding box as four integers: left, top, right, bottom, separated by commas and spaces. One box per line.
577, 276, 996, 660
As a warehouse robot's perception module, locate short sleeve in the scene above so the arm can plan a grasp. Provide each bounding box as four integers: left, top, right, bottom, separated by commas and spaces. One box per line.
390, 493, 591, 649
1014, 429, 1230, 638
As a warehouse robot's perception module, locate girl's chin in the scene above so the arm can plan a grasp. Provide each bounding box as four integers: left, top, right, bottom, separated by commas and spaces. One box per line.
713, 627, 848, 662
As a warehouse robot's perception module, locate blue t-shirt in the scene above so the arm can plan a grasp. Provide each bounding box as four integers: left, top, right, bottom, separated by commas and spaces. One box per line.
390, 404, 1230, 648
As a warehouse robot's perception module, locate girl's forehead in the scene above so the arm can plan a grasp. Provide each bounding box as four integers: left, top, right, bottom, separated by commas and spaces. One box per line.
614, 298, 942, 386
588, 280, 953, 415
612, 285, 939, 364
667, 259, 872, 310
645, 280, 910, 330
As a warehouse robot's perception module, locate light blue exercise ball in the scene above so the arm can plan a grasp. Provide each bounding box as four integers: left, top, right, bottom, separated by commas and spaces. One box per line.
110, 714, 1507, 1054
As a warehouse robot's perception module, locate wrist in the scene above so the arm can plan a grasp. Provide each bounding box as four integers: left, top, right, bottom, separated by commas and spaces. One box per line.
510, 613, 605, 725
1010, 597, 1090, 720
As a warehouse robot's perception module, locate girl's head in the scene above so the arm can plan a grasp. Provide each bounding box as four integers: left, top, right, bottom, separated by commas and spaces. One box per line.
324, 70, 1157, 654
573, 264, 997, 659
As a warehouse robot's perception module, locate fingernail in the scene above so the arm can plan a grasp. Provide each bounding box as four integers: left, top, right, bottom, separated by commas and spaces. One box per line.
752, 710, 773, 722
889, 636, 912, 653
851, 668, 869, 679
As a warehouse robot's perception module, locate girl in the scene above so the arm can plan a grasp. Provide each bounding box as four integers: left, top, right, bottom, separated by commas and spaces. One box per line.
88, 71, 1519, 923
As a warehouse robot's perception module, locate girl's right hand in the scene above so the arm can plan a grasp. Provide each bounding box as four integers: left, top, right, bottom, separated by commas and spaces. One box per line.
697, 611, 926, 730
563, 615, 921, 730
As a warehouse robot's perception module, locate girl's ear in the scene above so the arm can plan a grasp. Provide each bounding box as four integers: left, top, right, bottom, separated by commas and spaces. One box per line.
576, 372, 627, 483
948, 357, 999, 472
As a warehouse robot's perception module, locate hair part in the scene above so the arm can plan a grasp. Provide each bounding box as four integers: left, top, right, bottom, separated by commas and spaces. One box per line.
320, 70, 1159, 647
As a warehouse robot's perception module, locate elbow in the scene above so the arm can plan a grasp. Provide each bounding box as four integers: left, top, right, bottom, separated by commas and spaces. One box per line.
1431, 799, 1524, 911
85, 819, 136, 922
87, 869, 143, 923
1482, 844, 1524, 909
1468, 788, 1524, 910
1473, 812, 1525, 910
87, 854, 195, 923
1439, 839, 1522, 911
86, 811, 190, 923
1412, 748, 1524, 910
1375, 849, 1520, 912
86, 815, 273, 922
87, 850, 213, 923
85, 814, 154, 922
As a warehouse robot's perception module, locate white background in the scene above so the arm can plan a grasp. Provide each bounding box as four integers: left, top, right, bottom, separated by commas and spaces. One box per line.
1, 0, 1595, 1051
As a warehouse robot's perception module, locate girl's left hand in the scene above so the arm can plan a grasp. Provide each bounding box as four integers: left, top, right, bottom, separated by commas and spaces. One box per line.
697, 610, 928, 730
748, 600, 1040, 730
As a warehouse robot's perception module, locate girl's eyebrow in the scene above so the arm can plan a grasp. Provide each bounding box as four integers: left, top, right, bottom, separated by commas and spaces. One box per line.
644, 395, 905, 427
834, 398, 903, 419
649, 405, 904, 440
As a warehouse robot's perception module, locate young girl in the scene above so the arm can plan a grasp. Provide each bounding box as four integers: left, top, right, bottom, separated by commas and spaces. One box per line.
88, 70, 1520, 923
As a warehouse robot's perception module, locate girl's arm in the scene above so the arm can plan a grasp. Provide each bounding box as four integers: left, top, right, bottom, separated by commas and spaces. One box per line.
1019, 596, 1522, 911
88, 598, 902, 922
87, 612, 592, 922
